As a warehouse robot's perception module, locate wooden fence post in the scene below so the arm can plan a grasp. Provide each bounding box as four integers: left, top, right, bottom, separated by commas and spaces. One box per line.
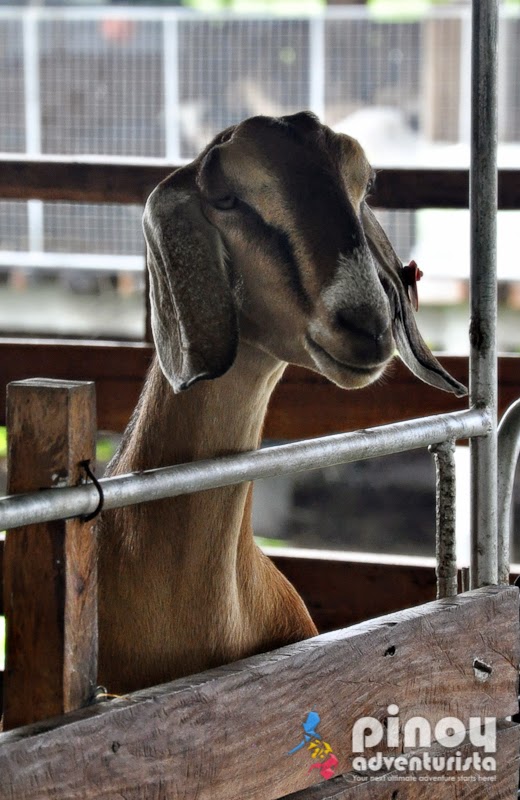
2, 379, 98, 730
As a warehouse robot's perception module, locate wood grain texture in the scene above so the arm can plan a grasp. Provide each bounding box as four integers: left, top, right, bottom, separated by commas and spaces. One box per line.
3, 550, 518, 725
0, 341, 519, 436
281, 722, 520, 799
0, 340, 152, 433
0, 159, 518, 209
2, 548, 437, 724
2, 380, 98, 730
0, 587, 517, 800
0, 158, 168, 205
374, 168, 520, 210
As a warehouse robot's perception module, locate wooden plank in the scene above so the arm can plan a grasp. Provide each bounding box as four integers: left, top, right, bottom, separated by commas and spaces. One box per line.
281, 721, 520, 799
0, 341, 518, 437
0, 544, 418, 724
0, 159, 518, 209
266, 359, 468, 440
268, 355, 516, 439
0, 587, 517, 800
0, 157, 169, 205
269, 551, 437, 633
0, 339, 152, 433
375, 167, 519, 209
2, 379, 98, 730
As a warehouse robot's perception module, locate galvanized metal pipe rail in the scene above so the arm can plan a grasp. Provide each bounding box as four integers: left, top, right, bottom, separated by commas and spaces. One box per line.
0, 409, 489, 532
469, 0, 499, 588
497, 399, 520, 585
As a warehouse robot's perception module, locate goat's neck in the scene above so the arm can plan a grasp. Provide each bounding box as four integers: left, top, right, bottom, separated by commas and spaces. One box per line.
106, 341, 285, 566
119, 341, 284, 471
99, 343, 318, 691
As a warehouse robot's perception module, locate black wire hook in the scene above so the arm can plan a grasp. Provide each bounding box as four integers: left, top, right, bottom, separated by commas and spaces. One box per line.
80, 459, 104, 522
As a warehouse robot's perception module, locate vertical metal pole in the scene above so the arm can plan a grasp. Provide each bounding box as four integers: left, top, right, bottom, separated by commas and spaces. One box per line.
469, 0, 498, 588
497, 399, 520, 585
23, 9, 44, 254
163, 17, 181, 162
309, 15, 326, 121
430, 441, 458, 599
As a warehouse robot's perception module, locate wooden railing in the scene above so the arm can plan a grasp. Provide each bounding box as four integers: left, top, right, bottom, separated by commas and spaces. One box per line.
1, 341, 520, 437
1, 158, 519, 208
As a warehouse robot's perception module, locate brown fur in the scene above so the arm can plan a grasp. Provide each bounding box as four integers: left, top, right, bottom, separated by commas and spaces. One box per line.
98, 347, 316, 693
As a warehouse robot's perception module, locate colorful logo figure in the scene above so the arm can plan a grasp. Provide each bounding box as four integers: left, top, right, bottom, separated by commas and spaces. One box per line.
288, 711, 339, 781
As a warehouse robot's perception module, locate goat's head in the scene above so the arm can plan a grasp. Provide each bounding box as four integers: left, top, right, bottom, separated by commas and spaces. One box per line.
143, 111, 466, 397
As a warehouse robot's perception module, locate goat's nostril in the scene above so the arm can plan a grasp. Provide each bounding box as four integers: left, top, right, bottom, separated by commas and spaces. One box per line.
334, 310, 389, 343
335, 310, 361, 336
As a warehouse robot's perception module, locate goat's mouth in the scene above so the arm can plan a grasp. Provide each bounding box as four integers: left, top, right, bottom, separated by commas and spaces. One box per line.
305, 335, 387, 388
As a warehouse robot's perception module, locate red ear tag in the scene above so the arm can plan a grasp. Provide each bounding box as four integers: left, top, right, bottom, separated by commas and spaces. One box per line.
401, 260, 423, 312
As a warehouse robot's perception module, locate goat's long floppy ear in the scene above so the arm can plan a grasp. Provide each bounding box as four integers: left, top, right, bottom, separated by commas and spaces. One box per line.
143, 166, 238, 392
362, 204, 467, 397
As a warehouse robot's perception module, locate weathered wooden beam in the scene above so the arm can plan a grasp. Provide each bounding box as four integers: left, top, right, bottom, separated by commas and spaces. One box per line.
0, 339, 153, 433
0, 157, 170, 205
281, 721, 520, 799
0, 587, 517, 800
2, 379, 98, 730
0, 342, 519, 438
267, 358, 468, 440
0, 159, 518, 209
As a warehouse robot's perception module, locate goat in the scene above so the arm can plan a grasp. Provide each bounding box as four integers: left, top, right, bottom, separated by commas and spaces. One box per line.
98, 112, 466, 694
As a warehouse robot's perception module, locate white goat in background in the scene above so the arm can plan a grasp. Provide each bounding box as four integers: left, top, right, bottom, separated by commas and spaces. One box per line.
98, 112, 466, 694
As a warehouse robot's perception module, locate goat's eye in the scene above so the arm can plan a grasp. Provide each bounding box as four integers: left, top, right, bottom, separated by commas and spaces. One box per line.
365, 176, 376, 196
212, 194, 237, 211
